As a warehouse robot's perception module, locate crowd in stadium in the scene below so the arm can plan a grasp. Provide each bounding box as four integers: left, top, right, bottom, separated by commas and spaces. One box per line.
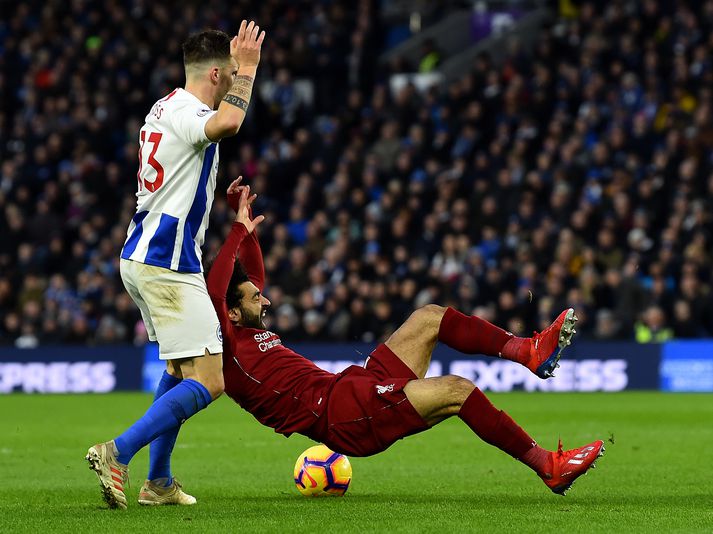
1, 0, 712, 348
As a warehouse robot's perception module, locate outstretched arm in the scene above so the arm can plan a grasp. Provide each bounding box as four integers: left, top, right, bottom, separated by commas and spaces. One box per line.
206, 222, 248, 315
207, 181, 265, 317
227, 178, 265, 291
205, 20, 266, 142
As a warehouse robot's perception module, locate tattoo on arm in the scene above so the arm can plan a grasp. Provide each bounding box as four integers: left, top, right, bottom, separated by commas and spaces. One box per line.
223, 93, 249, 111
223, 75, 254, 112
233, 75, 254, 94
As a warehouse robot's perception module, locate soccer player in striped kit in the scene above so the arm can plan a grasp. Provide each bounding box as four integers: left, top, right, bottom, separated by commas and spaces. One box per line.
86, 21, 265, 509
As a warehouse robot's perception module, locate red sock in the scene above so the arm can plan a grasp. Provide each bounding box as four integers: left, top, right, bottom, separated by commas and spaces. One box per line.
521, 444, 551, 476
500, 336, 532, 366
438, 307, 513, 356
459, 388, 547, 473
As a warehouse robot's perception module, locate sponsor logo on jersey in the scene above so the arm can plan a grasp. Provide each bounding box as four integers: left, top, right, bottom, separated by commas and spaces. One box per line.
197, 107, 211, 117
253, 331, 282, 352
253, 331, 276, 342
258, 338, 283, 352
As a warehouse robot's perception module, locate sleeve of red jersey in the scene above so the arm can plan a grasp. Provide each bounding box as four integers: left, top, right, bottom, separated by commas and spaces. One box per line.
227, 192, 266, 291
237, 227, 265, 291
206, 222, 250, 319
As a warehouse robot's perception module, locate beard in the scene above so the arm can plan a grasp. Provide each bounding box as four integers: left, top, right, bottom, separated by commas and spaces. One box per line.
239, 305, 267, 329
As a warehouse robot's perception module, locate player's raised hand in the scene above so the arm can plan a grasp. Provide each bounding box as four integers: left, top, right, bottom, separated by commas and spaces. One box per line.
230, 20, 266, 68
227, 176, 243, 212
234, 184, 265, 234
227, 176, 243, 195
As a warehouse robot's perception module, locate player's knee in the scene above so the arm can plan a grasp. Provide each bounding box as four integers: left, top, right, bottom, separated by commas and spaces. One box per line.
419, 304, 446, 319
410, 304, 446, 332
194, 370, 224, 400
441, 375, 475, 411
206, 373, 224, 399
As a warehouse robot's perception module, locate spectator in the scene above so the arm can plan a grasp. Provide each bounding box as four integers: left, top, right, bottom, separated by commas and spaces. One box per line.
418, 38, 441, 73
671, 300, 699, 339
635, 306, 674, 344
594, 309, 622, 340
2, 1, 713, 347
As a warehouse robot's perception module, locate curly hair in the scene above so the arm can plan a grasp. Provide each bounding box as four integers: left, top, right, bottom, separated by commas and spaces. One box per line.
226, 261, 250, 310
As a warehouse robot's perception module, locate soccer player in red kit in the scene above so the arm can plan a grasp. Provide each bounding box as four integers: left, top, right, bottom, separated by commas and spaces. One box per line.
208, 181, 604, 496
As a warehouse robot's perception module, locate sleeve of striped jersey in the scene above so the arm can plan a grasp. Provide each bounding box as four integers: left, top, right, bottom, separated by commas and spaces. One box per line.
238, 224, 265, 291
170, 102, 217, 146
207, 222, 249, 314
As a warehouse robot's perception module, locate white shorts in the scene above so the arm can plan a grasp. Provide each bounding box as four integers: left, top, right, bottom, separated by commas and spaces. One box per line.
120, 259, 223, 360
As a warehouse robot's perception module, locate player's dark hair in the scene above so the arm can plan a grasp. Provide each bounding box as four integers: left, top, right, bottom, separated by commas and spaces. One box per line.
182, 30, 231, 66
226, 261, 251, 309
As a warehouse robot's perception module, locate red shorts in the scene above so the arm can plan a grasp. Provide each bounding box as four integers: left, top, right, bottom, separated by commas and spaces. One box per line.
311, 343, 429, 457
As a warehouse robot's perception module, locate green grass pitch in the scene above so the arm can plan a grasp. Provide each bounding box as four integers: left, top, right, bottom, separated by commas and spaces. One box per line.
1, 392, 711, 533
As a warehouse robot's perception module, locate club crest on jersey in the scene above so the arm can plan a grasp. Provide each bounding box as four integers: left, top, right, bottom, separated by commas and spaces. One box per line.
376, 384, 394, 394
197, 107, 211, 117
216, 325, 223, 343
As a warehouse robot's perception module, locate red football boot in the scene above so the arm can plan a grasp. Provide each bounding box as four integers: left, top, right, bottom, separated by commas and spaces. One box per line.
540, 439, 605, 495
502, 308, 578, 378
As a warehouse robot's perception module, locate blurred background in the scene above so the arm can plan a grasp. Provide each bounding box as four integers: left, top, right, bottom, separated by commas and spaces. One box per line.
1, 0, 711, 393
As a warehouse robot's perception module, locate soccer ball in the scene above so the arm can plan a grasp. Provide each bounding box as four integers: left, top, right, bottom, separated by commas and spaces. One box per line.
293, 444, 352, 497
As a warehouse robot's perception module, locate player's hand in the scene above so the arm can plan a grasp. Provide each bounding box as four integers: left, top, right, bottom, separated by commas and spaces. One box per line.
228, 176, 256, 218
227, 176, 244, 212
235, 184, 265, 234
231, 20, 265, 68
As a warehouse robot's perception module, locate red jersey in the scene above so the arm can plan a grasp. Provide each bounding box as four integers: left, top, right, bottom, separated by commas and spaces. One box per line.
206, 221, 337, 437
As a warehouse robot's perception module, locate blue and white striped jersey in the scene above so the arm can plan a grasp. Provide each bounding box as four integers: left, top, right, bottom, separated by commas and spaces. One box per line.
121, 88, 219, 273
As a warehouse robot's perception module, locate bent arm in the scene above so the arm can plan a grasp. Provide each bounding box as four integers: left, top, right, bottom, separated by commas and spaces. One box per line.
206, 222, 250, 318
204, 66, 257, 142
205, 21, 265, 141
238, 224, 265, 291
227, 188, 265, 290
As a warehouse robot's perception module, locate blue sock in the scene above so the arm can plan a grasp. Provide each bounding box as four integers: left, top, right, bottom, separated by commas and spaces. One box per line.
147, 371, 181, 485
114, 379, 212, 465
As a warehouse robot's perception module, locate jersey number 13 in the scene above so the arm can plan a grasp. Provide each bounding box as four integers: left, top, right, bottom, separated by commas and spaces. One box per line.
137, 130, 165, 192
